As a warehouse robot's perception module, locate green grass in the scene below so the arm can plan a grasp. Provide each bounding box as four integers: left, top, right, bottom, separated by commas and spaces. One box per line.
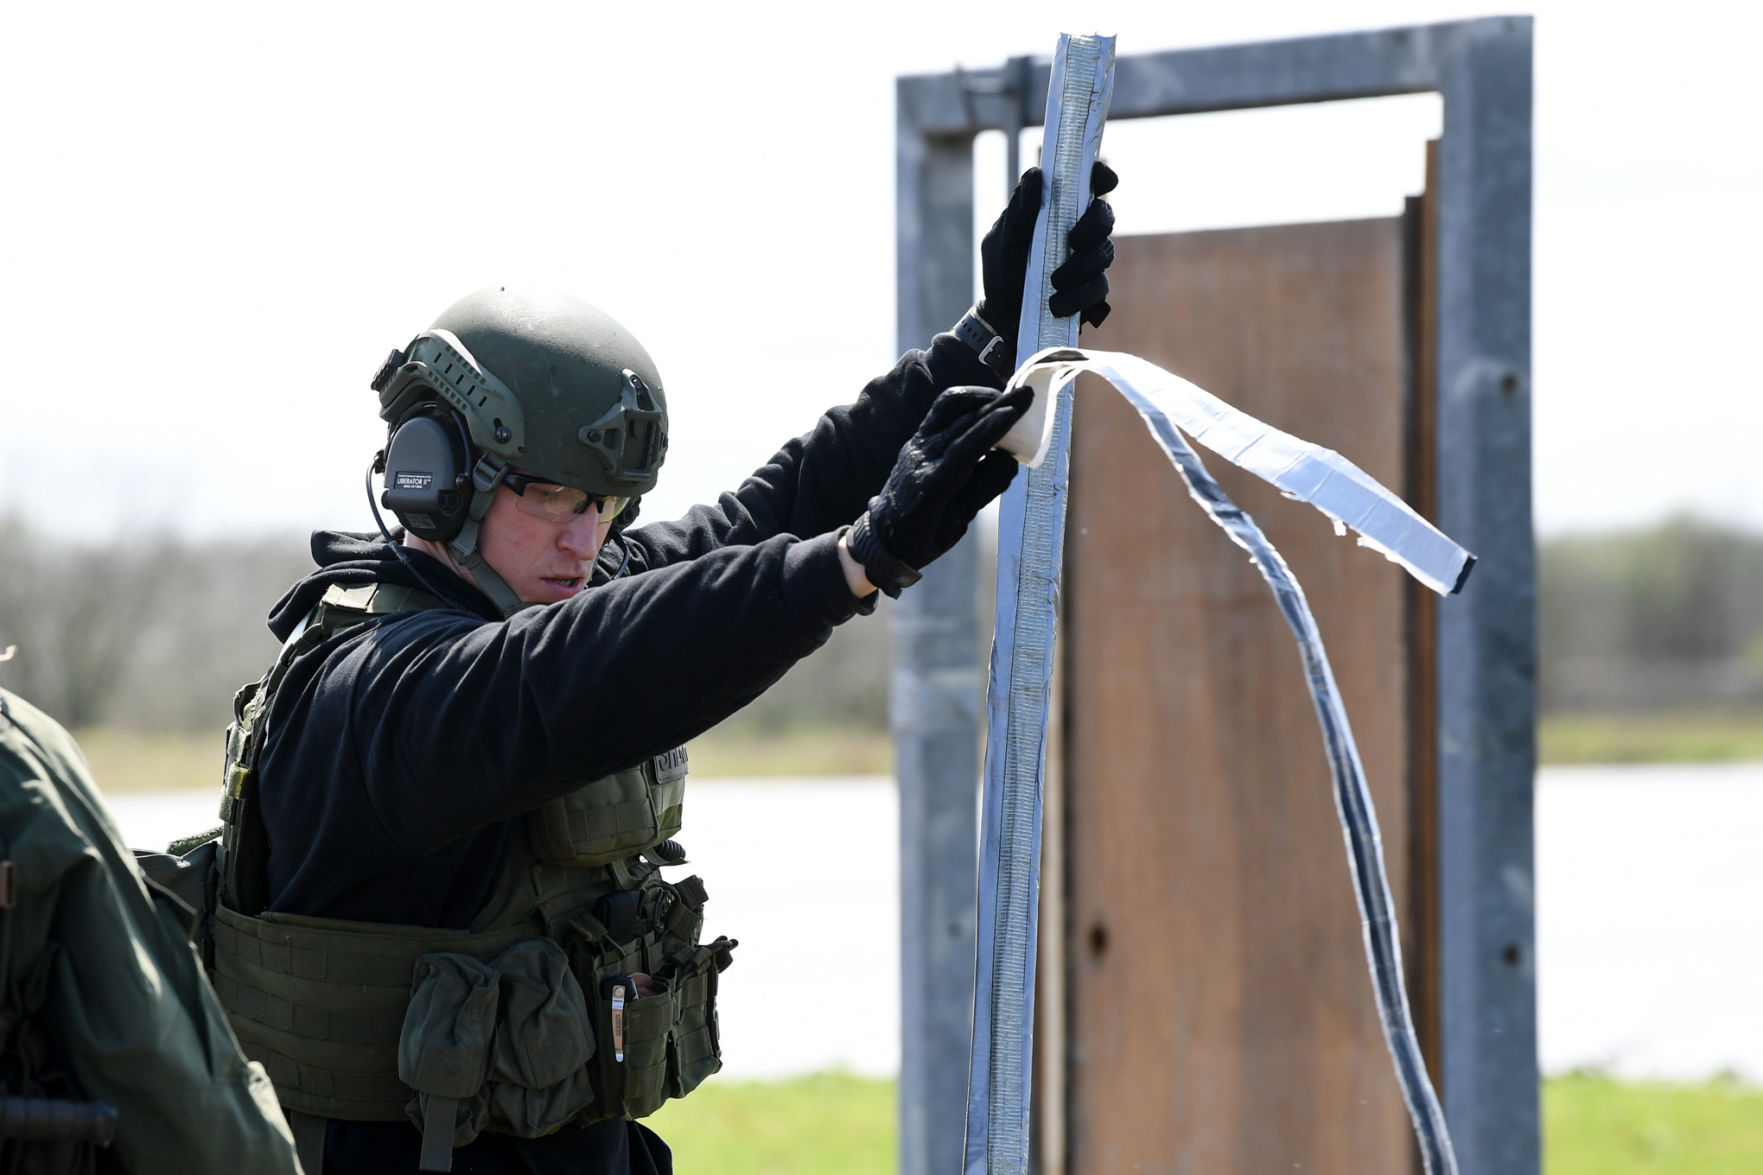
1544, 1073, 1763, 1174
70, 708, 1763, 797
685, 727, 891, 777
75, 726, 221, 795
1540, 709, 1763, 765
647, 1073, 894, 1175
70, 725, 893, 797
645, 1073, 1763, 1173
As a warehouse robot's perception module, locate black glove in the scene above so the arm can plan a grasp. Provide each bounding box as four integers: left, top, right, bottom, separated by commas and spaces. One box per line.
848, 385, 1031, 597
974, 160, 1119, 357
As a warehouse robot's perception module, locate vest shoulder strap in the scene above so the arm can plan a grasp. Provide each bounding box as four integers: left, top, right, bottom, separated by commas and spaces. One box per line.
315, 582, 442, 623
217, 581, 444, 915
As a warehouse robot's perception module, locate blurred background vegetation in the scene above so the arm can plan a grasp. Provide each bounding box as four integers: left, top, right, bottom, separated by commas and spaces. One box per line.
1538, 515, 1763, 762
5, 510, 1763, 780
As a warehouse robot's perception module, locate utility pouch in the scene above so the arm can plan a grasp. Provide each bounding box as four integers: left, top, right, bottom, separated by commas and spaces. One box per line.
397, 938, 596, 1172
594, 981, 674, 1120
528, 765, 656, 866
566, 906, 670, 1121
525, 748, 688, 867
660, 933, 736, 1100
564, 873, 735, 1121
649, 873, 733, 1098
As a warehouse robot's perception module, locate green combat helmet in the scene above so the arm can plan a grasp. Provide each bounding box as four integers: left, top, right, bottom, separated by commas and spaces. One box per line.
370, 287, 668, 614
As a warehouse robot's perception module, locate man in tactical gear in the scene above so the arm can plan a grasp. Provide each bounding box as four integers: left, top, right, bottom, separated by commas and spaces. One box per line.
0, 684, 303, 1174
212, 165, 1117, 1174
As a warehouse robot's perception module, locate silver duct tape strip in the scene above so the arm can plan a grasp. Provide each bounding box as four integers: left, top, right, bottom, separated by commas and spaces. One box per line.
1008, 348, 1475, 597
1006, 347, 1463, 1175
965, 32, 1115, 1175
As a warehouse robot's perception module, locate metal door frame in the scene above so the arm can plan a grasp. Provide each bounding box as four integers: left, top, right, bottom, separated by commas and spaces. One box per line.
893, 18, 1535, 1175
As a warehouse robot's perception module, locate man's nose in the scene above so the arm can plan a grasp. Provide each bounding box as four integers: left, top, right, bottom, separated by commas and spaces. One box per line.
557, 503, 603, 558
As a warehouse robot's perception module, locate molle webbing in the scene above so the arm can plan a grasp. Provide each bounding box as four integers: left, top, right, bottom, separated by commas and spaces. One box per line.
527, 747, 686, 867
212, 904, 537, 1121
526, 776, 654, 863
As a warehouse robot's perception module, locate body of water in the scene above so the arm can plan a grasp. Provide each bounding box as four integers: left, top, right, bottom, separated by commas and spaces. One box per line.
1534, 762, 1763, 1082
107, 763, 1763, 1084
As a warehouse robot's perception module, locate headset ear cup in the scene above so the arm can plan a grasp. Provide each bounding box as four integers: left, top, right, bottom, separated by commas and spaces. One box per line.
382, 407, 473, 543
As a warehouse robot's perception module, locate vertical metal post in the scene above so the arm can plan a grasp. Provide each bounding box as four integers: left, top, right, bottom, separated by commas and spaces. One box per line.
1434, 18, 1538, 1175
894, 85, 982, 1175
1003, 55, 1031, 192
968, 37, 1114, 1175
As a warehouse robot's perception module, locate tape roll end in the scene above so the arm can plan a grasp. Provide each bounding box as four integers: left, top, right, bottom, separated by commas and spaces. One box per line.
1449, 554, 1478, 595
996, 388, 1054, 467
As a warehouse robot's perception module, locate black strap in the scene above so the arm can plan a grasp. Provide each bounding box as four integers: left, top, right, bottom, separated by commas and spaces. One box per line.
954, 305, 1015, 379
847, 515, 922, 599
418, 1098, 456, 1172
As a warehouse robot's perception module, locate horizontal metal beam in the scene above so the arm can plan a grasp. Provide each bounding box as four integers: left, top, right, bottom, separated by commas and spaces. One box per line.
898, 18, 1527, 139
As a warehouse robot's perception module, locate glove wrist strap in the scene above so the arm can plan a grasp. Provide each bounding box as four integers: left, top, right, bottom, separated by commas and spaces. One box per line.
848, 512, 923, 599
955, 304, 1015, 381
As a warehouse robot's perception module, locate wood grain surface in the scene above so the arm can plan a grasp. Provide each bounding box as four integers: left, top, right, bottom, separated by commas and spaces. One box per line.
1059, 217, 1424, 1175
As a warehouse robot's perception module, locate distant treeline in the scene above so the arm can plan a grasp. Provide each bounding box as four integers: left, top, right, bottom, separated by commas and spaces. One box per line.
1540, 515, 1763, 712
1, 513, 1754, 733
0, 515, 890, 737
0, 517, 312, 732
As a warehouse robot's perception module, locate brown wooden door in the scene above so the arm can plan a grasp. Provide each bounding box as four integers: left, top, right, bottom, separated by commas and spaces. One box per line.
1056, 216, 1431, 1174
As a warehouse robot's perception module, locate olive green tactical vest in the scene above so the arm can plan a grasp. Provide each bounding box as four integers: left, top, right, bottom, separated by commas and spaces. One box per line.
211, 583, 734, 1170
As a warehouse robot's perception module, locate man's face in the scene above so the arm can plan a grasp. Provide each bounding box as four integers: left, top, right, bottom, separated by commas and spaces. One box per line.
477, 481, 615, 604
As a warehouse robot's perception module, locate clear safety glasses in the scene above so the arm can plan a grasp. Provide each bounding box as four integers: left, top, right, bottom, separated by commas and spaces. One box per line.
502, 472, 627, 524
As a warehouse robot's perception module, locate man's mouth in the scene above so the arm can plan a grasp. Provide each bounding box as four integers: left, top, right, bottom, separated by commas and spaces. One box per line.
540, 575, 586, 598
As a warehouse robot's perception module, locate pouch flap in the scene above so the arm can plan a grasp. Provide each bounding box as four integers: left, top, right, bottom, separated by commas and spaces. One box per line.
483, 937, 596, 1137
400, 952, 499, 1099
486, 938, 594, 1088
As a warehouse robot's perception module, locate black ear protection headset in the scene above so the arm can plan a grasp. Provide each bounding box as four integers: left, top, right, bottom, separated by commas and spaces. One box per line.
375, 400, 477, 543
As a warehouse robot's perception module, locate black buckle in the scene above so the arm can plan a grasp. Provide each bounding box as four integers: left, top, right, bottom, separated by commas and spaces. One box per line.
977, 334, 1013, 378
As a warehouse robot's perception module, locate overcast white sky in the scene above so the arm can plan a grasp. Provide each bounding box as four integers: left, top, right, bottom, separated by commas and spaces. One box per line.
2, 0, 1758, 544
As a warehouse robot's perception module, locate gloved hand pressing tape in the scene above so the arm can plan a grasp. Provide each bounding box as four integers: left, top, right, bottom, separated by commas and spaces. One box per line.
848, 385, 1031, 597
